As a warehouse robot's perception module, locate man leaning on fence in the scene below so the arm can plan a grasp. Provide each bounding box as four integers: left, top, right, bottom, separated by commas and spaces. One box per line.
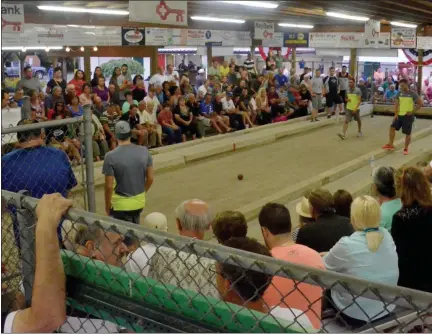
103, 121, 154, 224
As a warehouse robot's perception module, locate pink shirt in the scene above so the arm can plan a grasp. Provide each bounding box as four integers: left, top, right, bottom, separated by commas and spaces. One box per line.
263, 244, 325, 329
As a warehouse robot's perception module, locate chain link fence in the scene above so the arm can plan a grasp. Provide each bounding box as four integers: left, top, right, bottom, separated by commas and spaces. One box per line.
2, 190, 431, 333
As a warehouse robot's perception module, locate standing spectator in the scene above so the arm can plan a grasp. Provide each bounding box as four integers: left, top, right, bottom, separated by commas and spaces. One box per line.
358, 79, 369, 102
174, 96, 197, 141
219, 60, 230, 78
2, 120, 77, 199
323, 196, 399, 327
166, 64, 180, 86
392, 167, 432, 292
333, 189, 353, 218
29, 90, 46, 121
296, 188, 353, 252
259, 203, 325, 330
120, 104, 151, 147
103, 121, 154, 223
132, 74, 147, 102
265, 50, 276, 71
158, 103, 182, 144
324, 67, 343, 119
121, 91, 138, 114
79, 83, 93, 106
148, 199, 219, 298
90, 108, 109, 161
149, 66, 167, 88
90, 66, 104, 87
100, 104, 122, 150
299, 67, 310, 83
274, 49, 285, 69
195, 69, 206, 88
212, 211, 247, 244
46, 67, 66, 95
372, 166, 401, 232
117, 64, 133, 106
93, 77, 109, 102
48, 63, 54, 80
16, 66, 42, 95
310, 68, 324, 122
243, 53, 256, 76
68, 70, 86, 96
207, 60, 220, 80
227, 66, 239, 86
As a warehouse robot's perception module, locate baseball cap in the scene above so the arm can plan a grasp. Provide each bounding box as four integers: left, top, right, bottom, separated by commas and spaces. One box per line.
115, 121, 131, 140
143, 212, 168, 232
198, 69, 205, 74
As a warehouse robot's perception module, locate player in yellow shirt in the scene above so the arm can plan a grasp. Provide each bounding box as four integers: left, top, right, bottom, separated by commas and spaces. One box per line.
338, 78, 362, 140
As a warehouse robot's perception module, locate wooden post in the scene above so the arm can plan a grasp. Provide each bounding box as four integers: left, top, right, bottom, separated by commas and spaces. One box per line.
150, 46, 159, 75
291, 47, 296, 73
417, 49, 423, 96
84, 50, 91, 82
349, 48, 358, 81
61, 57, 68, 80
206, 45, 213, 72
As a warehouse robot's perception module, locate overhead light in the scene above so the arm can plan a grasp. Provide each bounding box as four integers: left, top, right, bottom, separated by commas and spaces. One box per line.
80, 46, 85, 51
93, 46, 98, 51
190, 16, 245, 24
45, 47, 50, 52
326, 12, 369, 21
278, 23, 314, 29
65, 47, 71, 52
67, 24, 96, 29
1, 46, 63, 50
219, 1, 278, 9
37, 5, 129, 15
22, 47, 26, 52
159, 48, 198, 52
390, 21, 417, 28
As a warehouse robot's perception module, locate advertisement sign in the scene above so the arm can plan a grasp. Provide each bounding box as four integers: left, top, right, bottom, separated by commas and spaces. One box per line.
262, 32, 283, 47
309, 32, 364, 48
1, 3, 25, 33
364, 32, 390, 49
254, 21, 275, 40
364, 19, 380, 39
391, 27, 416, 48
122, 28, 145, 45
184, 29, 251, 46
283, 32, 309, 47
129, 1, 187, 26
416, 36, 432, 50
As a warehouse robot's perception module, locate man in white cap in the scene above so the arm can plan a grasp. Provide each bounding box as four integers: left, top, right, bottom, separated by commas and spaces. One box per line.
102, 121, 154, 224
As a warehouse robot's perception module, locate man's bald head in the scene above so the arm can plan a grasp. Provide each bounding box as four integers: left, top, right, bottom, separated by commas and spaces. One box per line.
175, 199, 212, 235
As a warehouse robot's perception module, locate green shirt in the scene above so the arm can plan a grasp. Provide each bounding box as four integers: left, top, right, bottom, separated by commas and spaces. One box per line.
274, 55, 285, 69
122, 100, 139, 114
380, 198, 402, 232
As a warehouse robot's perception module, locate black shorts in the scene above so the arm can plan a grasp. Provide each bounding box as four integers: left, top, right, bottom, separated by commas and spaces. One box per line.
339, 90, 347, 103
326, 94, 343, 108
391, 115, 414, 135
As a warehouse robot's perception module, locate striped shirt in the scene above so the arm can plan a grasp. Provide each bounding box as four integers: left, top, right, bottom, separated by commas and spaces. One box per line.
244, 59, 255, 72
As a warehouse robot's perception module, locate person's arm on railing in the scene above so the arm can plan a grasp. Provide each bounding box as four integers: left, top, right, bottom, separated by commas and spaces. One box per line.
6, 194, 72, 333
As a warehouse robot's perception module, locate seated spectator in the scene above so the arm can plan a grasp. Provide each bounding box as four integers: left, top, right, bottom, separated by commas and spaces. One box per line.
248, 90, 258, 124
47, 101, 70, 121
221, 92, 245, 130
121, 91, 139, 114
9, 88, 24, 108
92, 96, 107, 119
120, 104, 152, 147
132, 74, 147, 101
212, 211, 247, 243
372, 166, 401, 231
29, 90, 47, 121
93, 77, 109, 102
296, 84, 312, 118
108, 83, 121, 106
45, 86, 64, 113
174, 96, 197, 141
323, 196, 398, 327
66, 95, 83, 117
2, 89, 10, 109
100, 104, 122, 150
292, 196, 315, 242
392, 167, 432, 293
296, 188, 353, 252
148, 199, 219, 298
46, 67, 66, 95
46, 124, 82, 164
158, 103, 182, 144
79, 83, 93, 106
384, 84, 398, 102
274, 67, 288, 88
197, 80, 210, 101
381, 76, 393, 91
258, 203, 325, 329
67, 69, 86, 96
90, 66, 104, 88
333, 189, 353, 218
233, 94, 254, 128
138, 100, 162, 148
199, 93, 231, 135
64, 84, 76, 105
256, 88, 272, 125
144, 87, 161, 115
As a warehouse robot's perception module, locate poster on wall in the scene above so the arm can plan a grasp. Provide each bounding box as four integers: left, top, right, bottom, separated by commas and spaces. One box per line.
309, 32, 363, 48
1, 3, 25, 33
416, 36, 432, 50
121, 28, 145, 45
283, 32, 309, 47
391, 27, 416, 48
129, 1, 187, 26
262, 32, 283, 47
254, 22, 275, 40
183, 29, 251, 46
364, 32, 390, 48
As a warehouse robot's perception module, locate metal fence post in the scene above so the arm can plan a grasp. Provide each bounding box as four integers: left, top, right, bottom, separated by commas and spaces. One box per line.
83, 104, 96, 213
17, 192, 36, 306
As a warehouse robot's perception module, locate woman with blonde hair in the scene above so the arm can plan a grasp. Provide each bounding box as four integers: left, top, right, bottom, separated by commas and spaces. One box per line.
323, 196, 399, 327
392, 167, 432, 292
256, 88, 272, 125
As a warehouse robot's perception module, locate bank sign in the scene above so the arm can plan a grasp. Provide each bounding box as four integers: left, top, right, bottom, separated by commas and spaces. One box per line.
284, 32, 309, 47
254, 21, 275, 40
1, 3, 25, 33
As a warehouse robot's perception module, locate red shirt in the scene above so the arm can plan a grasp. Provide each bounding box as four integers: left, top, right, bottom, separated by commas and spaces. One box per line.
68, 79, 85, 96
157, 110, 173, 126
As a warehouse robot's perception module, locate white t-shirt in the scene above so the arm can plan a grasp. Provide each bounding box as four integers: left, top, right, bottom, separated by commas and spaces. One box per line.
197, 85, 207, 99
166, 71, 179, 86
143, 95, 160, 114
149, 74, 167, 88
249, 97, 257, 112
125, 243, 157, 277
221, 97, 235, 111
138, 110, 158, 125
4, 311, 120, 333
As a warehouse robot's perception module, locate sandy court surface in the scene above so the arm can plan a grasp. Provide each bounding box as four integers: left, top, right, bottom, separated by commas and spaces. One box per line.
90, 116, 432, 233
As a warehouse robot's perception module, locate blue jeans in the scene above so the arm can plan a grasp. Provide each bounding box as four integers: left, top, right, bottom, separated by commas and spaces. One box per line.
162, 126, 182, 144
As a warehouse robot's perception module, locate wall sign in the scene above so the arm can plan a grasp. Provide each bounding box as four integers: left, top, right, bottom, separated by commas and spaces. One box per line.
262, 32, 283, 47
283, 32, 309, 47
391, 27, 416, 48
416, 36, 432, 50
129, 1, 187, 26
1, 3, 25, 33
122, 28, 145, 46
183, 29, 251, 46
309, 32, 364, 48
254, 21, 274, 40
364, 32, 390, 49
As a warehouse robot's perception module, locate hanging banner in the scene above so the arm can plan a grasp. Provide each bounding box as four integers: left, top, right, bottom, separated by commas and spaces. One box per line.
416, 36, 432, 50
309, 32, 364, 48
184, 29, 251, 46
1, 3, 25, 33
283, 32, 309, 47
121, 28, 145, 45
254, 22, 275, 40
262, 32, 283, 47
364, 32, 390, 49
403, 49, 432, 65
129, 1, 187, 26
391, 27, 416, 48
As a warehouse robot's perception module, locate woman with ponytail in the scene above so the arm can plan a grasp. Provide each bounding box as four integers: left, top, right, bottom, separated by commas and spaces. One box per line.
392, 167, 432, 293
323, 196, 399, 327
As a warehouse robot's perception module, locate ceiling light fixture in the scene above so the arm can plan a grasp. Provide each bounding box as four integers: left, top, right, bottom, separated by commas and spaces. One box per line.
65, 47, 71, 52
45, 47, 50, 52
390, 21, 417, 28
190, 16, 245, 24
219, 1, 279, 9
278, 23, 314, 29
37, 5, 129, 15
93, 46, 98, 51
326, 11, 369, 21
80, 46, 85, 51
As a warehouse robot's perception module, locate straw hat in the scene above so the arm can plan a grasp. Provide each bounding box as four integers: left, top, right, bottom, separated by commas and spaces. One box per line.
143, 212, 168, 232
296, 197, 312, 218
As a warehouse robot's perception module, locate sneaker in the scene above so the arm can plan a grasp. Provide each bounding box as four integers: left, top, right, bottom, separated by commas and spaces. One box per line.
327, 115, 331, 119
403, 148, 408, 155
382, 144, 395, 150
357, 132, 363, 137
315, 117, 320, 121
310, 118, 315, 122
338, 133, 346, 140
